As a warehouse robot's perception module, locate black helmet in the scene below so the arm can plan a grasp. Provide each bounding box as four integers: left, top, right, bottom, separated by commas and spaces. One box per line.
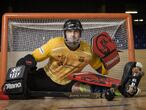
63, 19, 83, 31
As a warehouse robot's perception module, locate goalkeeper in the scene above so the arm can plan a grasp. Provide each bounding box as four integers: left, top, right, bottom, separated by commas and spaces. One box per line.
16, 19, 109, 93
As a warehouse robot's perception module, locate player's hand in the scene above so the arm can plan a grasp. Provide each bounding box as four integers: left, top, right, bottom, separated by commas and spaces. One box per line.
16, 54, 37, 70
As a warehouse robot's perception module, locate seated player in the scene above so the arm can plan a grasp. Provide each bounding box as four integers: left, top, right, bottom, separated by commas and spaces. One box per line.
15, 19, 108, 93
3, 19, 119, 100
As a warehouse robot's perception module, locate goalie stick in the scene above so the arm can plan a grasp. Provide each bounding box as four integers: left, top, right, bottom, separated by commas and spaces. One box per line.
30, 89, 115, 101
30, 91, 102, 99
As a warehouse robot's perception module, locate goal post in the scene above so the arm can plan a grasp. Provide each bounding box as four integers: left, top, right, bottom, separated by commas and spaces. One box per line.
0, 13, 135, 91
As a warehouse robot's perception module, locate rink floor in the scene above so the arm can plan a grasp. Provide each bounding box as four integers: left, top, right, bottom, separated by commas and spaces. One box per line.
0, 50, 146, 110
0, 91, 146, 110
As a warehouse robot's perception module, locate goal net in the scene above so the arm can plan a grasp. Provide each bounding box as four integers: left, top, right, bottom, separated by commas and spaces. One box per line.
0, 13, 135, 90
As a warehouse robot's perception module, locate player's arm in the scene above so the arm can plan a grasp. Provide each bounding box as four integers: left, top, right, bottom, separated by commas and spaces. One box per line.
16, 38, 53, 68
90, 54, 108, 75
32, 39, 52, 62
82, 40, 108, 75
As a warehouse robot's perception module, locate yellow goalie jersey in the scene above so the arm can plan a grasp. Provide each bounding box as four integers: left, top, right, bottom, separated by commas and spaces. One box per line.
32, 37, 107, 85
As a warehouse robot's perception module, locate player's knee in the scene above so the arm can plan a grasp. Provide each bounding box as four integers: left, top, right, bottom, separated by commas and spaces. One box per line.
71, 82, 91, 93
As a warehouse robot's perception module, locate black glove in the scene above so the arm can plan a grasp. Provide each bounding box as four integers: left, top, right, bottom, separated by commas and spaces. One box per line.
16, 54, 37, 70
3, 65, 31, 99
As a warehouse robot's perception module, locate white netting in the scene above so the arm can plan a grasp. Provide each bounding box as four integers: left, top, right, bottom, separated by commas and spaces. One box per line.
7, 18, 129, 78
8, 18, 128, 51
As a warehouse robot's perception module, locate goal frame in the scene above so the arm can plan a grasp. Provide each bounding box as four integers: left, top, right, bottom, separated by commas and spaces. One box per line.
0, 13, 135, 91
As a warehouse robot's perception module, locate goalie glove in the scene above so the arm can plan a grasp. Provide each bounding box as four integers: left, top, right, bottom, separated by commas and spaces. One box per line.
2, 65, 31, 99
91, 32, 120, 70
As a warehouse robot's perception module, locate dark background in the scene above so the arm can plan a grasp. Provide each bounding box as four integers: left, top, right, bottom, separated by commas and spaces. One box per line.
0, 0, 146, 49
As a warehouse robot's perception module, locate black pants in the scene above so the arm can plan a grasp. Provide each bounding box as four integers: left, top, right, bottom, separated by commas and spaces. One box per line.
28, 68, 76, 92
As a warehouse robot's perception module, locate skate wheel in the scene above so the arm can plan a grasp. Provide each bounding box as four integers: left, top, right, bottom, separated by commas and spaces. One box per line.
135, 88, 141, 96
105, 89, 115, 101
